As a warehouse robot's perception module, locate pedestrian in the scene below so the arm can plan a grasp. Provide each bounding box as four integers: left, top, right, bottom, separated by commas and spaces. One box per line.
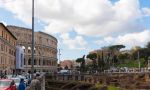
18, 78, 26, 90
25, 86, 31, 90
30, 74, 41, 90
6, 80, 17, 90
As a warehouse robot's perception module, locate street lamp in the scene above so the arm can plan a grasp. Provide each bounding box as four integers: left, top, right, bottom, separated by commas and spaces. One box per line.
31, 0, 35, 77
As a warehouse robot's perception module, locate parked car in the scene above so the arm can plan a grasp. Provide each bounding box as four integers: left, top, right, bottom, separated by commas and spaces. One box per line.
57, 70, 71, 75
0, 79, 16, 90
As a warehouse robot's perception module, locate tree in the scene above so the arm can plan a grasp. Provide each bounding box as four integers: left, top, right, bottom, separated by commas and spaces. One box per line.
97, 53, 101, 71
118, 53, 129, 64
108, 45, 125, 67
97, 51, 105, 72
86, 53, 97, 60
76, 58, 83, 72
109, 45, 125, 51
130, 43, 150, 67
86, 53, 97, 72
81, 55, 85, 72
113, 55, 118, 63
146, 42, 150, 48
76, 58, 84, 63
76, 55, 85, 72
138, 48, 150, 65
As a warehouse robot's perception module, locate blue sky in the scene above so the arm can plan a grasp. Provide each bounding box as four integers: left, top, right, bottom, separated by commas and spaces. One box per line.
0, 0, 150, 61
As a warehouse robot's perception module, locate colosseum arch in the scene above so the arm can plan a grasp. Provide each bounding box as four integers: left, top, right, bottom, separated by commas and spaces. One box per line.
7, 26, 58, 72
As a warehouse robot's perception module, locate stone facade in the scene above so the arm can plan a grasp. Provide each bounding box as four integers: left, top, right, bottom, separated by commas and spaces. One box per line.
7, 25, 58, 72
60, 60, 73, 69
0, 23, 17, 73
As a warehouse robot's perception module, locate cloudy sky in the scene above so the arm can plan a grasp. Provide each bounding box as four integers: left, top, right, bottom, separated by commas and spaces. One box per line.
0, 0, 150, 60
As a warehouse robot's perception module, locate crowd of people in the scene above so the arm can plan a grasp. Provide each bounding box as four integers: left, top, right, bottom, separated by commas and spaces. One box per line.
4, 72, 44, 90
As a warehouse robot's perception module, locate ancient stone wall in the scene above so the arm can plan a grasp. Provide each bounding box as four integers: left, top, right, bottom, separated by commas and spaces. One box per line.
7, 25, 58, 72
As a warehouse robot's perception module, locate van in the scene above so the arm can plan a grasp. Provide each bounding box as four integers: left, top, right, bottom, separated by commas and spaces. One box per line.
58, 70, 71, 75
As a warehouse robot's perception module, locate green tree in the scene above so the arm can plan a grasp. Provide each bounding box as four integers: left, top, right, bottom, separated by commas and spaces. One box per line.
109, 45, 125, 51
118, 53, 129, 64
76, 58, 84, 63
76, 58, 83, 72
138, 48, 150, 66
130, 42, 150, 67
86, 53, 97, 72
146, 41, 150, 48
86, 53, 97, 60
108, 45, 125, 66
76, 55, 85, 72
97, 51, 106, 72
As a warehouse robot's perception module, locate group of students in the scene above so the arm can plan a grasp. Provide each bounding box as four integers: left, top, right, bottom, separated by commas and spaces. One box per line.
8, 73, 42, 90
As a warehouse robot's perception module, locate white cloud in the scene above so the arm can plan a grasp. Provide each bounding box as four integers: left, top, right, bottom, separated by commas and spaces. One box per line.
0, 0, 145, 36
0, 0, 32, 24
60, 33, 87, 50
142, 8, 150, 16
95, 30, 150, 49
44, 20, 73, 34
1, 0, 150, 51
0, 21, 7, 26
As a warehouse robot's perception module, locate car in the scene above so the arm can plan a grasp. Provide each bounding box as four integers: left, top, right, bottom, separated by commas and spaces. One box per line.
58, 70, 71, 75
0, 79, 17, 90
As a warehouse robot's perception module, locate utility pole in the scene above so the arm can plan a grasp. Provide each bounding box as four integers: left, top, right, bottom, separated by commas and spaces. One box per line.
58, 49, 61, 64
31, 0, 35, 76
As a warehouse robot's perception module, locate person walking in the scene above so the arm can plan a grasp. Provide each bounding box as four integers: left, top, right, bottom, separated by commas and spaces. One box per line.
25, 86, 31, 90
30, 74, 41, 90
18, 78, 26, 90
6, 80, 17, 90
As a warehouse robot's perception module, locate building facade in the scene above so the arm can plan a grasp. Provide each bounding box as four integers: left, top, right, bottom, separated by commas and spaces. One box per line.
7, 26, 58, 72
60, 60, 73, 69
0, 23, 17, 73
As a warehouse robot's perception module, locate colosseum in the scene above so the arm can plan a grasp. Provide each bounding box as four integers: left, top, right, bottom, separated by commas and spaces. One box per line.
7, 25, 58, 73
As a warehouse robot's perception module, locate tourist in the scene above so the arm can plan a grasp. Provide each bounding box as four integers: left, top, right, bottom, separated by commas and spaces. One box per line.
18, 78, 26, 90
6, 80, 17, 90
25, 86, 31, 90
30, 74, 41, 90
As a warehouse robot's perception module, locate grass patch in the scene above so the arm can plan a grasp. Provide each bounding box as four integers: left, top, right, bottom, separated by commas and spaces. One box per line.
95, 83, 103, 88
95, 84, 121, 90
108, 85, 120, 90
118, 58, 145, 68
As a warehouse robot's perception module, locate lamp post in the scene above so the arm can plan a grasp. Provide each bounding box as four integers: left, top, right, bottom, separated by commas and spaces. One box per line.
58, 49, 61, 64
31, 0, 35, 76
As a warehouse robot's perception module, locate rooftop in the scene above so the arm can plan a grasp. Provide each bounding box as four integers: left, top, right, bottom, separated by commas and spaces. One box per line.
0, 23, 17, 40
